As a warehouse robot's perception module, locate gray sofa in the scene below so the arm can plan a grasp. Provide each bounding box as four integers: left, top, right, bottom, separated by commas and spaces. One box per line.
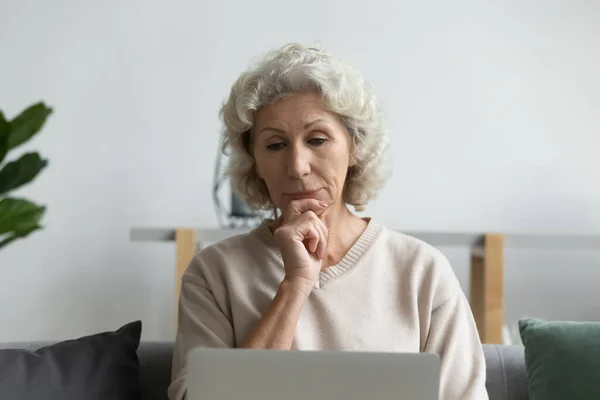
4, 341, 529, 399
137, 342, 529, 400
481, 344, 529, 400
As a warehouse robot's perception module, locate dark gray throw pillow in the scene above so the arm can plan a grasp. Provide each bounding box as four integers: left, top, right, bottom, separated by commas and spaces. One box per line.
0, 320, 142, 400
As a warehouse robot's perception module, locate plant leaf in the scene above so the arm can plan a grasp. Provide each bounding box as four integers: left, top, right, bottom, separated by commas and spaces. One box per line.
7, 102, 53, 150
0, 233, 20, 250
0, 111, 8, 134
0, 223, 42, 250
0, 152, 48, 196
0, 197, 45, 237
0, 111, 8, 163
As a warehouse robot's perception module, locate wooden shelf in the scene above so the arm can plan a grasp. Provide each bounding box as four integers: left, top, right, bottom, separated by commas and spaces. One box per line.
130, 226, 600, 344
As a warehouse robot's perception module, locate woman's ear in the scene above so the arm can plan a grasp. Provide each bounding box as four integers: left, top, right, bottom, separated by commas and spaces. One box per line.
255, 162, 264, 179
242, 129, 252, 154
349, 155, 357, 167
347, 130, 359, 167
348, 148, 359, 167
244, 128, 263, 178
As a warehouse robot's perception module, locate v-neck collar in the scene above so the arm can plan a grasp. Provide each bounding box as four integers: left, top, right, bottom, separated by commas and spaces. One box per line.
253, 218, 382, 289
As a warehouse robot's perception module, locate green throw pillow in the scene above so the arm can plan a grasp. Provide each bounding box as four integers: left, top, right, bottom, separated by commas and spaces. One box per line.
519, 318, 600, 400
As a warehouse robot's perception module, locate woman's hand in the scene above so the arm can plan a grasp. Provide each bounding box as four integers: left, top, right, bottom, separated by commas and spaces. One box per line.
274, 198, 328, 294
239, 198, 328, 350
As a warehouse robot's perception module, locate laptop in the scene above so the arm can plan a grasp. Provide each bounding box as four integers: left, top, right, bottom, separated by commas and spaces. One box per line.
186, 347, 440, 400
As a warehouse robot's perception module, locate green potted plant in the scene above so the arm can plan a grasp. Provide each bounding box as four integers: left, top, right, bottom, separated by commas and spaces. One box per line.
0, 102, 52, 250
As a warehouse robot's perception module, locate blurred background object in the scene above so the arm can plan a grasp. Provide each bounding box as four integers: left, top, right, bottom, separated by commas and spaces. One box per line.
0, 102, 52, 251
212, 140, 266, 229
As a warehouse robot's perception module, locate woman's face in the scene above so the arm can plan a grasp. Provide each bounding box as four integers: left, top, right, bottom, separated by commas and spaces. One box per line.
252, 92, 352, 215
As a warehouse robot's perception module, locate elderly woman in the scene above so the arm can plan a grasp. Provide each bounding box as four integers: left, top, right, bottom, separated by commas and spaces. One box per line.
168, 43, 488, 400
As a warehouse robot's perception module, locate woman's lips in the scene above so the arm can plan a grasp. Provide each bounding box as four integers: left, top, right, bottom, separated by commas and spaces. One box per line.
285, 189, 322, 200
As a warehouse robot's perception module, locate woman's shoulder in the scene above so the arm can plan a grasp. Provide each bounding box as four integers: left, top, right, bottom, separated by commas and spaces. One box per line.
376, 223, 449, 265
182, 220, 279, 282
201, 222, 275, 258
375, 223, 461, 308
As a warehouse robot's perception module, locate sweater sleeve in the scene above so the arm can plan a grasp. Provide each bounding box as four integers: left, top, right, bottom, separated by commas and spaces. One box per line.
424, 289, 489, 400
167, 255, 235, 400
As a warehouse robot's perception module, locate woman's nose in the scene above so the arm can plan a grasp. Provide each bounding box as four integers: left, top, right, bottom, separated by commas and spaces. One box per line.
286, 145, 311, 178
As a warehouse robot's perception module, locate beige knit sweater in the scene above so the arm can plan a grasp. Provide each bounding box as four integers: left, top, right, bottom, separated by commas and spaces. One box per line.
168, 219, 489, 400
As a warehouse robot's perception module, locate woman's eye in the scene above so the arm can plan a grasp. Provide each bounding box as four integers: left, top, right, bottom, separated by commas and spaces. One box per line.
309, 138, 328, 146
266, 143, 285, 151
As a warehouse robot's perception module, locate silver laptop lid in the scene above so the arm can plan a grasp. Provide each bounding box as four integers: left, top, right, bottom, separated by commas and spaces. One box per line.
187, 348, 440, 400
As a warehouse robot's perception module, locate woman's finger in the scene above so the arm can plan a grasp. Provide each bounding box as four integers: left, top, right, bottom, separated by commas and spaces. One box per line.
296, 217, 319, 252
284, 199, 327, 220
308, 214, 327, 260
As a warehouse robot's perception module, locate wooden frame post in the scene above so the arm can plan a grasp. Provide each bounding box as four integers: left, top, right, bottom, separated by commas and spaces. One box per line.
175, 228, 197, 326
470, 233, 504, 344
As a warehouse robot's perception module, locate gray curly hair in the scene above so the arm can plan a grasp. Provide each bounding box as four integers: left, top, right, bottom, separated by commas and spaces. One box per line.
219, 43, 392, 212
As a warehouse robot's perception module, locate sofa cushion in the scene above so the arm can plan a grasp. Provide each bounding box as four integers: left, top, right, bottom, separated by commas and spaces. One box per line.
519, 318, 600, 400
0, 320, 142, 400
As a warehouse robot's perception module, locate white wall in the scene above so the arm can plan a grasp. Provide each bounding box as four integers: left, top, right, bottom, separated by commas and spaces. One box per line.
1, 0, 599, 342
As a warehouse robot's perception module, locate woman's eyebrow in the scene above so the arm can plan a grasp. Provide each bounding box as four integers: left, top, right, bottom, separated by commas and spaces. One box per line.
258, 119, 330, 136
304, 119, 330, 129
258, 126, 286, 135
